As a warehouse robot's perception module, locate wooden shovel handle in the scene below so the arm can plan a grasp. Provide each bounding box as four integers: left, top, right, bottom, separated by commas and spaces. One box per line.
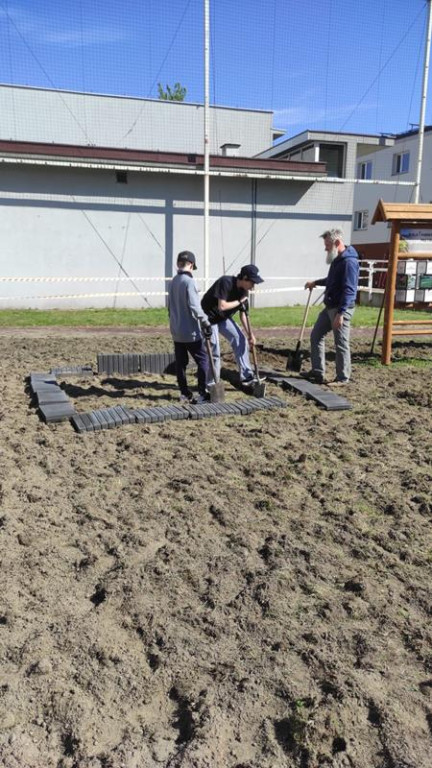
205, 336, 218, 382
243, 308, 260, 379
299, 288, 313, 345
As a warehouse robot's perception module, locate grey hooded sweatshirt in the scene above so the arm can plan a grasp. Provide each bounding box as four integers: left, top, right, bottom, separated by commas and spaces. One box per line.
168, 271, 209, 343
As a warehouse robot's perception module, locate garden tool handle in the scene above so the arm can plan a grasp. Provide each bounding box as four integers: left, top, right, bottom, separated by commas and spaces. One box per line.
205, 336, 218, 382
299, 288, 313, 345
242, 306, 260, 379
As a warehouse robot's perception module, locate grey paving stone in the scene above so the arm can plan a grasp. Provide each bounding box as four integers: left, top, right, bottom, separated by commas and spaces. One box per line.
80, 413, 96, 432
265, 395, 287, 408
30, 371, 57, 383
36, 389, 70, 406
97, 355, 106, 375
39, 402, 76, 423
113, 405, 135, 425
131, 408, 155, 424
306, 392, 352, 411
241, 397, 266, 410
234, 400, 252, 416
87, 411, 104, 431
205, 403, 223, 417
218, 401, 239, 415
143, 407, 166, 423
151, 406, 171, 422
71, 414, 90, 433
93, 410, 110, 430
30, 374, 58, 393
51, 365, 93, 377
98, 408, 117, 429
117, 355, 125, 376
164, 405, 189, 421
31, 381, 61, 396
186, 405, 207, 420
236, 399, 256, 415
105, 407, 123, 428
283, 377, 351, 411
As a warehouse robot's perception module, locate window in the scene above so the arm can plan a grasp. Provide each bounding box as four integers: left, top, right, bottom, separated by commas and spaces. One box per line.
392, 151, 409, 175
354, 210, 369, 230
357, 160, 372, 179
319, 143, 345, 177
116, 170, 128, 184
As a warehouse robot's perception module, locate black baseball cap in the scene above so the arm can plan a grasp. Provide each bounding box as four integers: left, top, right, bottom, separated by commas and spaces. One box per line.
238, 264, 264, 284
177, 250, 197, 270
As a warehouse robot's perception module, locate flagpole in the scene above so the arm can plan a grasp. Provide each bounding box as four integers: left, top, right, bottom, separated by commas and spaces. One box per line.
204, 0, 210, 289
414, 0, 432, 203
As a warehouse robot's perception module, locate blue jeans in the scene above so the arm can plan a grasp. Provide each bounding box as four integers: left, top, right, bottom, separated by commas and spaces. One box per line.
208, 318, 254, 383
310, 306, 354, 382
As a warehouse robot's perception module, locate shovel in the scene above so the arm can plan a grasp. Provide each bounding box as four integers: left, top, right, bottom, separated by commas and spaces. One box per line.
241, 306, 266, 398
204, 336, 225, 403
286, 287, 312, 371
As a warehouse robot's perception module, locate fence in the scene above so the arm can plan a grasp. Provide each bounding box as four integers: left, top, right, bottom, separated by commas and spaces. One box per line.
0, 261, 388, 307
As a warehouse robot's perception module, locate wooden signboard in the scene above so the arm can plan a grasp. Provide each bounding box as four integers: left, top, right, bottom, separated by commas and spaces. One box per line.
371, 200, 432, 364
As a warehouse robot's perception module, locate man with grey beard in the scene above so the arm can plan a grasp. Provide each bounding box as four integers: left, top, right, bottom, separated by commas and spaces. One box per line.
302, 228, 359, 386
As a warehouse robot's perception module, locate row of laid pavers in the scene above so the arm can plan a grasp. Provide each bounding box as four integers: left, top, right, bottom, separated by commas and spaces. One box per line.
71, 397, 287, 433
97, 353, 191, 377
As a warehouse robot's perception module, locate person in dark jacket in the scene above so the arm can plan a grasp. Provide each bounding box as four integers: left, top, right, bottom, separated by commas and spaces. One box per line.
302, 229, 359, 386
168, 251, 212, 403
201, 264, 264, 386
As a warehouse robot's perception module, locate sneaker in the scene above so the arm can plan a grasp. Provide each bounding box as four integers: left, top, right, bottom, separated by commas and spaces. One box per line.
179, 393, 195, 404
241, 376, 258, 388
327, 379, 349, 387
196, 392, 210, 403
300, 370, 325, 385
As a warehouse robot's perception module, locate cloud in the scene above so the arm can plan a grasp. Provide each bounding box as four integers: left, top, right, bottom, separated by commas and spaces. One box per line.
273, 101, 376, 131
0, 3, 127, 47
43, 27, 127, 47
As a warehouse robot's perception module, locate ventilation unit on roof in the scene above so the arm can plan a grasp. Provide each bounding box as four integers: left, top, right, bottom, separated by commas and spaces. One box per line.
220, 143, 241, 157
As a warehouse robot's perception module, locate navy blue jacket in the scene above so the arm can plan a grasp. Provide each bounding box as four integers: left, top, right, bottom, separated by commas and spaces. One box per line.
315, 245, 359, 314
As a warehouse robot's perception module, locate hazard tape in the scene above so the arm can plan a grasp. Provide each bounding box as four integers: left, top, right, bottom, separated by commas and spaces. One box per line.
0, 286, 311, 301
0, 285, 385, 301
0, 275, 309, 283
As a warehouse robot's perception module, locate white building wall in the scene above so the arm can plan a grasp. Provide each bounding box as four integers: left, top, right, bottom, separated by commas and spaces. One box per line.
0, 163, 353, 309
351, 133, 431, 247
0, 84, 274, 157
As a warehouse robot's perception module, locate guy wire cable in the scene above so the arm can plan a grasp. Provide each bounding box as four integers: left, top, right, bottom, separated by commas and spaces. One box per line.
76, 203, 153, 308
121, 0, 192, 141
113, 210, 132, 309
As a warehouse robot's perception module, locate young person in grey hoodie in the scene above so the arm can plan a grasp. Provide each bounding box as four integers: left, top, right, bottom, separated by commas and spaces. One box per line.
168, 251, 213, 404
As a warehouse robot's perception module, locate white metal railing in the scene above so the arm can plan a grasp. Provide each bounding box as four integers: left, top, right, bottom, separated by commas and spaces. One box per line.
358, 259, 387, 301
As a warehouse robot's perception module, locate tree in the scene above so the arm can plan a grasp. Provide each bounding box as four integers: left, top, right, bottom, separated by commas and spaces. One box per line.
157, 82, 187, 102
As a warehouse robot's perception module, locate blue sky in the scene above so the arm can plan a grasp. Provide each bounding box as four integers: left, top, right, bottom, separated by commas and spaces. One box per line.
0, 0, 429, 138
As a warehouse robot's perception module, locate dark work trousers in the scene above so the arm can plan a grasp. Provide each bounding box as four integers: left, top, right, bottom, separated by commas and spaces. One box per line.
174, 340, 209, 397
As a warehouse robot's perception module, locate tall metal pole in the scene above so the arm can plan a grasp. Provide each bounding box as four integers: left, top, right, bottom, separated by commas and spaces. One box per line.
414, 0, 432, 203
204, 0, 210, 290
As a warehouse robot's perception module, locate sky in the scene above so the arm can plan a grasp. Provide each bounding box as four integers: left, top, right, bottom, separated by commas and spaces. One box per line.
0, 0, 430, 140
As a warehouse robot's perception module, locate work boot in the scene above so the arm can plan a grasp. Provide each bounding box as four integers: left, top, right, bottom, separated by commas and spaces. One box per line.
300, 370, 325, 385
327, 379, 349, 387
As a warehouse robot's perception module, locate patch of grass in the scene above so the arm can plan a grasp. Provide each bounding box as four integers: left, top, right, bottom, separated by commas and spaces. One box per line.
1, 304, 432, 328
0, 308, 170, 327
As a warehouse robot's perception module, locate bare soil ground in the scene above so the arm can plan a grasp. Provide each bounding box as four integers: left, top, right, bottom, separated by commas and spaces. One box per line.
1, 329, 432, 768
